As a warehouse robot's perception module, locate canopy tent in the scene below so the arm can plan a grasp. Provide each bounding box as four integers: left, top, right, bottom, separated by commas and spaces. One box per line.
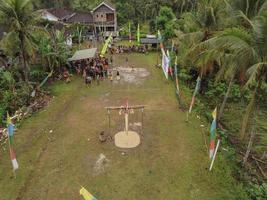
68, 48, 97, 61
140, 38, 159, 45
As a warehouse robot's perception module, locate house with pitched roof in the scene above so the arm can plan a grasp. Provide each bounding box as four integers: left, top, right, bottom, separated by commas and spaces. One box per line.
91, 1, 117, 36
39, 1, 118, 38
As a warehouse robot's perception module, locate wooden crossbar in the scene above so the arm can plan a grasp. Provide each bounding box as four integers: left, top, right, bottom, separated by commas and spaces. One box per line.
106, 105, 145, 110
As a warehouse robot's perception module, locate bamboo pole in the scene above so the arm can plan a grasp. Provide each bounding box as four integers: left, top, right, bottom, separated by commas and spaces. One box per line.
7, 128, 16, 178
141, 108, 144, 135
209, 139, 221, 171
107, 109, 111, 135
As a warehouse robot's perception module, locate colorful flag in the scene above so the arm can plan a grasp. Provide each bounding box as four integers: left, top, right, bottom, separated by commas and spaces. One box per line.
137, 23, 140, 45
157, 30, 169, 79
7, 113, 19, 171
129, 22, 131, 43
100, 33, 112, 57
161, 49, 170, 79
209, 108, 217, 159
10, 148, 19, 170
80, 187, 97, 200
188, 76, 201, 113
174, 56, 180, 96
167, 50, 173, 77
157, 30, 164, 49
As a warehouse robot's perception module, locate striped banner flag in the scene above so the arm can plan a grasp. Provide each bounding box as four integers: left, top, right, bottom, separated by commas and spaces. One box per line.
157, 30, 164, 49
100, 33, 113, 57
137, 23, 140, 45
7, 113, 19, 171
129, 21, 131, 43
80, 187, 97, 200
161, 49, 170, 79
174, 56, 180, 96
10, 148, 19, 171
157, 30, 169, 79
188, 76, 201, 113
209, 108, 217, 159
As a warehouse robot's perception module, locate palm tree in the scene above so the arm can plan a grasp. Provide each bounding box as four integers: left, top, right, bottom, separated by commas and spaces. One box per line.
174, 0, 231, 79
207, 5, 266, 139
187, 1, 267, 126
0, 0, 40, 81
204, 28, 255, 120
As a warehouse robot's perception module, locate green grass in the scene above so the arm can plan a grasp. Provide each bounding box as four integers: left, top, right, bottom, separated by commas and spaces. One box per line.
0, 53, 247, 199
116, 40, 138, 46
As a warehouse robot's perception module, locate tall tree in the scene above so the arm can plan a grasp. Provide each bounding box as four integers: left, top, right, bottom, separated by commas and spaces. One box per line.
156, 6, 176, 40
0, 0, 41, 81
200, 1, 267, 138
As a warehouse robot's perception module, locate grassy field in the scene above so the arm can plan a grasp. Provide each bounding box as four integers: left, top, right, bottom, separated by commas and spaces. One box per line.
0, 53, 247, 199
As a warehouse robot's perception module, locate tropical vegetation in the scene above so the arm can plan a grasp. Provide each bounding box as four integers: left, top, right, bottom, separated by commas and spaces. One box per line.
0, 0, 266, 199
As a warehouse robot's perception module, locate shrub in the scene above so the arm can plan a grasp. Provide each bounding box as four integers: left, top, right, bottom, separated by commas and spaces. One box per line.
29, 67, 48, 83
246, 183, 267, 200
178, 68, 191, 82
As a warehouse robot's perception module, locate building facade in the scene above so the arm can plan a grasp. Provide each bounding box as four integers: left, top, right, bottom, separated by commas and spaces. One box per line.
92, 2, 117, 37
40, 1, 118, 38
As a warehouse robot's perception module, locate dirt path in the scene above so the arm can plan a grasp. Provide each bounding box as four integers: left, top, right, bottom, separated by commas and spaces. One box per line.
0, 53, 245, 200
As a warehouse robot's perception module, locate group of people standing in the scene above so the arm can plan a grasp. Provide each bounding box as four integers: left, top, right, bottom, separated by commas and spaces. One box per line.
109, 45, 148, 54
73, 56, 110, 85
70, 55, 121, 85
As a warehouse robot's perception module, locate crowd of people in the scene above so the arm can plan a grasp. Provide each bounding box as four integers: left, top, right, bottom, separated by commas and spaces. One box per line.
64, 56, 114, 85
63, 55, 122, 86
109, 45, 148, 54
62, 43, 151, 85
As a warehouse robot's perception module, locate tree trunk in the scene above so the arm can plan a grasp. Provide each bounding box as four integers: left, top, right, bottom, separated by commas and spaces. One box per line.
240, 85, 258, 139
243, 108, 257, 166
218, 75, 234, 121
180, 1, 185, 16
246, 0, 249, 16
19, 32, 29, 82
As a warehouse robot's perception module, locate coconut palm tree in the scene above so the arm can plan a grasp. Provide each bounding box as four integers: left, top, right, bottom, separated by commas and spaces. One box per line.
186, 0, 267, 125
207, 4, 267, 138
203, 28, 255, 120
0, 0, 40, 81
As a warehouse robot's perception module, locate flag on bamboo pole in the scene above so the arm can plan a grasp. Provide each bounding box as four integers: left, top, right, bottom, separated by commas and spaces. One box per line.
137, 23, 140, 45
209, 108, 217, 159
80, 187, 97, 200
157, 30, 164, 49
188, 76, 201, 113
129, 22, 131, 43
157, 30, 169, 79
171, 40, 174, 52
174, 56, 180, 97
100, 33, 112, 57
161, 49, 170, 79
7, 113, 19, 171
167, 50, 173, 77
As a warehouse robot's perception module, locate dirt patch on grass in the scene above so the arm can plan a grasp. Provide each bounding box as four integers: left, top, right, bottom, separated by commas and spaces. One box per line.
93, 153, 110, 176
113, 67, 150, 85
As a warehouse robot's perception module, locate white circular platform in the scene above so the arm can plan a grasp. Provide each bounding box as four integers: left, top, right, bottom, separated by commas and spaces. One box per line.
114, 131, 140, 148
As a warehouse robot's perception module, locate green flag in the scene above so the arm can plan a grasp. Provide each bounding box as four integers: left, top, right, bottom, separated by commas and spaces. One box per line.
100, 33, 112, 57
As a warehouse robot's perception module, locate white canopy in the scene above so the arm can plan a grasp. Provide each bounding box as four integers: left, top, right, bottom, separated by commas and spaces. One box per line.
68, 48, 97, 61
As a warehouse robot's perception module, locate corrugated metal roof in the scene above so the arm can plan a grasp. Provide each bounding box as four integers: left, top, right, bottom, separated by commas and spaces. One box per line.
46, 8, 74, 19
66, 12, 94, 24
140, 38, 159, 44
